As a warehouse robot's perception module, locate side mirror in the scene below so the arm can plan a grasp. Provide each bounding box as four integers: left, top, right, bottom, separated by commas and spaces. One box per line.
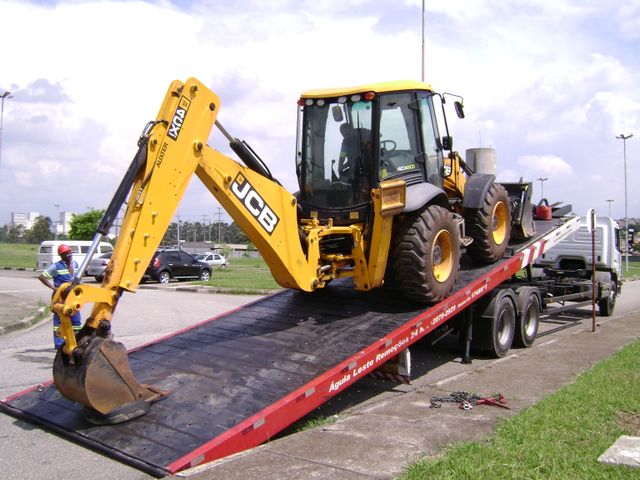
454, 101, 465, 119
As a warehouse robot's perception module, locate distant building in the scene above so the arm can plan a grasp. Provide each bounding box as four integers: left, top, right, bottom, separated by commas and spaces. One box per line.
11, 210, 74, 234
55, 211, 74, 236
11, 211, 40, 229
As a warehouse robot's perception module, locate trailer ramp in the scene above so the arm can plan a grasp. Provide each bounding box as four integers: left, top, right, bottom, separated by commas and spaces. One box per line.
0, 218, 580, 476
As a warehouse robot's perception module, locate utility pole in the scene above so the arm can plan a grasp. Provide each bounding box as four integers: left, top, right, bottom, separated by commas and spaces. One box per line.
202, 215, 208, 243
421, 0, 425, 82
217, 207, 222, 245
616, 133, 633, 272
176, 214, 181, 249
53, 203, 60, 240
0, 91, 12, 168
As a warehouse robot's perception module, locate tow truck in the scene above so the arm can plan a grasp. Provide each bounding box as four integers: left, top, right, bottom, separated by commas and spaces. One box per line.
0, 77, 611, 475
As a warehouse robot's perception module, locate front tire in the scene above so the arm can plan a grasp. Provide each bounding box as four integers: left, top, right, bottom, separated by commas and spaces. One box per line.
390, 205, 461, 304
465, 182, 511, 264
596, 272, 617, 317
199, 269, 211, 281
158, 271, 171, 284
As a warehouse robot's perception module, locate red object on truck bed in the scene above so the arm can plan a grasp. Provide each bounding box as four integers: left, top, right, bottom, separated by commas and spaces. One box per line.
0, 218, 580, 476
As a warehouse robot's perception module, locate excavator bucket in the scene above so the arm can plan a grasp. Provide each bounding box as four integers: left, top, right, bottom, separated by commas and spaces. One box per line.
53, 334, 165, 424
501, 181, 536, 241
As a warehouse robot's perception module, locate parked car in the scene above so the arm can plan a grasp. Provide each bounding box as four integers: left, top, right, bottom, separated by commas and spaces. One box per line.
144, 249, 211, 284
195, 252, 227, 269
86, 252, 112, 283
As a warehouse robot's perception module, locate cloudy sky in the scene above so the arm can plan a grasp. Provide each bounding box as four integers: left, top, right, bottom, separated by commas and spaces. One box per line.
1, 0, 639, 229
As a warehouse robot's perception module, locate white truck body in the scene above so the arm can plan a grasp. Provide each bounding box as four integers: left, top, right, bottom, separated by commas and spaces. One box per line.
534, 216, 622, 280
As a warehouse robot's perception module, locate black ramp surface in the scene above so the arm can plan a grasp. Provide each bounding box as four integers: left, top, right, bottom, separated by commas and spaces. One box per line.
0, 227, 553, 475
1, 281, 438, 475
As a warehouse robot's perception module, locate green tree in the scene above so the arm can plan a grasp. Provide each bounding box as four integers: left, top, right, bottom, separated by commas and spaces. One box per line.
24, 215, 53, 244
69, 209, 104, 240
7, 225, 25, 243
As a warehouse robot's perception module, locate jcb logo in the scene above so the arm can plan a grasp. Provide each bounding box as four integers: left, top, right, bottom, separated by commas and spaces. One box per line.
231, 174, 279, 234
167, 96, 191, 141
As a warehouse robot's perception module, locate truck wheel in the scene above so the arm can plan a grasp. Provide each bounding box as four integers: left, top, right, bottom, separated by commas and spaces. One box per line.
474, 291, 516, 357
514, 287, 540, 347
464, 182, 511, 264
390, 205, 460, 304
596, 272, 617, 317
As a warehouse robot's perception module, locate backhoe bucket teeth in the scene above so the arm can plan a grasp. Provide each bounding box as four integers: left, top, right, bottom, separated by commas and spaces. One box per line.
53, 336, 165, 424
501, 182, 536, 241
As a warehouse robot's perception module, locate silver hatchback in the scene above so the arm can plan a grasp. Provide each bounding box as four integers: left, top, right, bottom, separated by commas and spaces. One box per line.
86, 252, 112, 282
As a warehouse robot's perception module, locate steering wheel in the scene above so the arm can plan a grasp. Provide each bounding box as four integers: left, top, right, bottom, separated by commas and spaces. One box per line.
381, 139, 397, 152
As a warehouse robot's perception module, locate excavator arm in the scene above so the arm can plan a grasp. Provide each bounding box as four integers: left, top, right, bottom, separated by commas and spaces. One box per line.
51, 78, 405, 422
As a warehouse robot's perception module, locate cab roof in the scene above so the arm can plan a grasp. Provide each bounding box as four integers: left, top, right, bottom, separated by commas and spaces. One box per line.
300, 80, 435, 99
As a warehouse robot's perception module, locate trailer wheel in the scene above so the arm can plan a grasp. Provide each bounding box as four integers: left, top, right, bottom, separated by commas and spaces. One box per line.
390, 205, 460, 304
514, 287, 540, 347
465, 182, 511, 264
475, 291, 516, 358
596, 272, 617, 317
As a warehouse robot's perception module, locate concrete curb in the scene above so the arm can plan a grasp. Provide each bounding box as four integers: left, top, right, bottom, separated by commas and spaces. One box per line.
0, 305, 48, 335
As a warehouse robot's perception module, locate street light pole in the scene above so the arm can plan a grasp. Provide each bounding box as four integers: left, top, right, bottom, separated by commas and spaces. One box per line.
616, 133, 633, 272
606, 199, 614, 218
0, 91, 13, 168
536, 177, 548, 201
54, 204, 60, 240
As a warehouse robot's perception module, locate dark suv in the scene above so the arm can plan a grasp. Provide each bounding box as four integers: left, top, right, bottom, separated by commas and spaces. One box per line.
145, 249, 211, 284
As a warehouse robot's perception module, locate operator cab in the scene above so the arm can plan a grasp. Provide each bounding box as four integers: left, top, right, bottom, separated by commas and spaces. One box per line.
296, 81, 447, 225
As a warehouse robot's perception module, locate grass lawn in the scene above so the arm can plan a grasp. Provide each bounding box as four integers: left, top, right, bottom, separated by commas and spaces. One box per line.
0, 243, 38, 269
399, 338, 640, 480
197, 256, 280, 292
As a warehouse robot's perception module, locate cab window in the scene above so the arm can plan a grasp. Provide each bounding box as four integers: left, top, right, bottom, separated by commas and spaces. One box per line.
378, 93, 420, 180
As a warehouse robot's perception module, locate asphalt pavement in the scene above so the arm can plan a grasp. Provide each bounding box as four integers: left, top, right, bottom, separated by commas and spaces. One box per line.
1, 276, 639, 479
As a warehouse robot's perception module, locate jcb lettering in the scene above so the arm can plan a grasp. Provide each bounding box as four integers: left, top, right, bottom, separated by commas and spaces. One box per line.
167, 96, 190, 141
231, 174, 280, 234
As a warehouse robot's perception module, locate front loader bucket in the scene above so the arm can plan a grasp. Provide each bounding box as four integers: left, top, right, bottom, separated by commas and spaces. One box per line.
53, 336, 165, 424
501, 181, 536, 241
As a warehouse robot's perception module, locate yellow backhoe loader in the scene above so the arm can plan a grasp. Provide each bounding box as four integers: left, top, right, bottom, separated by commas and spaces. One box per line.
50, 77, 535, 423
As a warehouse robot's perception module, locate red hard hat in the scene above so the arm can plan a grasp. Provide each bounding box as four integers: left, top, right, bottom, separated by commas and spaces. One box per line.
57, 244, 72, 256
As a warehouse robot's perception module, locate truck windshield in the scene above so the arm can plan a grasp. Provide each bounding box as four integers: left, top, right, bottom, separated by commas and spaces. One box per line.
297, 97, 373, 209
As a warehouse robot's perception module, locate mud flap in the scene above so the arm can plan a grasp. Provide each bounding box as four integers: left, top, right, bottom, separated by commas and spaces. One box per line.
53, 336, 166, 424
501, 182, 536, 241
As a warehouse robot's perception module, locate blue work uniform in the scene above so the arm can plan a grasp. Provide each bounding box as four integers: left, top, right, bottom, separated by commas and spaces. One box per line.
42, 259, 82, 349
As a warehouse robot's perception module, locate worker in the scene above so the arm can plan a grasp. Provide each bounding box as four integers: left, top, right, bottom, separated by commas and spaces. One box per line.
337, 123, 359, 180
38, 244, 82, 350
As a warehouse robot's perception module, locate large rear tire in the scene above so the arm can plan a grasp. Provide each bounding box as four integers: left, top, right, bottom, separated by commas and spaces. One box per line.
390, 205, 461, 304
474, 291, 516, 358
514, 287, 540, 347
465, 182, 511, 264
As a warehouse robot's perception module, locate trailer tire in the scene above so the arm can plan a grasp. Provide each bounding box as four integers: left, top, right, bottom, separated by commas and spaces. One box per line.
464, 182, 511, 264
514, 287, 540, 347
390, 205, 460, 304
596, 272, 617, 317
474, 291, 516, 357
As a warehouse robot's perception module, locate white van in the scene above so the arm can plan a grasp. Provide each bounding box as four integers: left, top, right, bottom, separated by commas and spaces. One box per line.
36, 240, 114, 271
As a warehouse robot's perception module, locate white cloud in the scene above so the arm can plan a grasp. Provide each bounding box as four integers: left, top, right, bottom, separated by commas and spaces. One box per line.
0, 0, 639, 224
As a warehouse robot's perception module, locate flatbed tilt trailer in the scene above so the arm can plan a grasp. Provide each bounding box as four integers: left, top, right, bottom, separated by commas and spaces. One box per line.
0, 217, 583, 476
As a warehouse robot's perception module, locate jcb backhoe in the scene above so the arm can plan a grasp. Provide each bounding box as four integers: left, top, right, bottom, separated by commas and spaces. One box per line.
50, 77, 535, 423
